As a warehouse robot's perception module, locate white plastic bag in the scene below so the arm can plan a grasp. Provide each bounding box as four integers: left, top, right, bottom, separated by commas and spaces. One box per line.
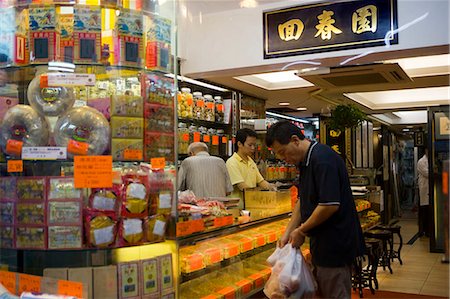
264, 245, 316, 299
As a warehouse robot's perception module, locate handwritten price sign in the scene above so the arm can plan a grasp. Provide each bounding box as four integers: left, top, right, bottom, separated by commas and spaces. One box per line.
74, 155, 112, 188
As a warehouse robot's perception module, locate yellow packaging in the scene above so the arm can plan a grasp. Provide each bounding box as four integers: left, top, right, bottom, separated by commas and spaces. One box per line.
159, 254, 174, 291
212, 238, 240, 259
111, 138, 143, 161
111, 116, 144, 139
196, 242, 223, 266
111, 95, 143, 117
180, 245, 205, 273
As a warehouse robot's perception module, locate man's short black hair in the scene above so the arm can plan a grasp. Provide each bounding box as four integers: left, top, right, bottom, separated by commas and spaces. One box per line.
235, 128, 257, 152
266, 121, 305, 147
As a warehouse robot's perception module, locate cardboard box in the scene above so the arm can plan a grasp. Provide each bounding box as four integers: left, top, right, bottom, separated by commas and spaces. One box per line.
158, 254, 174, 295
40, 276, 59, 295
140, 258, 159, 299
68, 267, 92, 299
118, 261, 140, 299
43, 268, 68, 280
93, 265, 118, 299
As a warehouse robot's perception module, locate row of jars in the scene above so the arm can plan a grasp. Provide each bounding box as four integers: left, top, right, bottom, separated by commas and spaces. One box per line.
178, 123, 230, 156
266, 163, 298, 181
177, 88, 225, 123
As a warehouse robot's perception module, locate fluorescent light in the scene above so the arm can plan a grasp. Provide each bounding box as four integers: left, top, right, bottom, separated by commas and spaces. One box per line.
345, 86, 450, 110
234, 71, 314, 90
240, 0, 258, 8
165, 74, 229, 92
48, 61, 75, 69
278, 102, 290, 106
371, 110, 427, 125
373, 127, 381, 130
266, 111, 309, 123
402, 128, 410, 131
296, 107, 307, 111
384, 54, 450, 77
48, 67, 75, 72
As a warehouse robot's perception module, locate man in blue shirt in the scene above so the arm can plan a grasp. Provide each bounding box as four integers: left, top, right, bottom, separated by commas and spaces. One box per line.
266, 121, 364, 299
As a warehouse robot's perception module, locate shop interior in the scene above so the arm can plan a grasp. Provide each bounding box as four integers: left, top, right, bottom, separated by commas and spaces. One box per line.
0, 0, 449, 298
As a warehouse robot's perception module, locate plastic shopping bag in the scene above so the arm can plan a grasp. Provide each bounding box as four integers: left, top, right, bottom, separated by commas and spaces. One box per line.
264, 245, 316, 299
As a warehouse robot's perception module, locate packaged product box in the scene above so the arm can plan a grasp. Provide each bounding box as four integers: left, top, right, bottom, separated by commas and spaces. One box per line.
16, 177, 46, 201
87, 97, 111, 120
145, 14, 171, 72
200, 294, 225, 299
48, 226, 82, 249
47, 177, 82, 200
47, 200, 82, 225
16, 202, 46, 225
111, 116, 144, 139
43, 268, 68, 280
115, 9, 143, 67
93, 265, 118, 299
158, 254, 174, 294
140, 258, 159, 298
16, 226, 47, 249
180, 251, 205, 274
0, 177, 17, 201
0, 202, 15, 225
111, 138, 144, 162
57, 6, 74, 62
161, 292, 175, 299
144, 214, 166, 243
246, 272, 265, 289
118, 261, 140, 299
73, 5, 101, 64
0, 7, 29, 67
0, 226, 14, 248
234, 278, 253, 297
111, 95, 143, 117
144, 132, 174, 162
212, 238, 240, 259
196, 243, 223, 267
144, 103, 174, 133
143, 73, 174, 106
230, 234, 254, 253
216, 286, 238, 299
28, 5, 60, 63
68, 267, 92, 299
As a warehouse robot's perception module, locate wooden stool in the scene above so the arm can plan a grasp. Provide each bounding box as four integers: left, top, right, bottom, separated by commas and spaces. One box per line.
364, 229, 393, 274
365, 238, 382, 290
375, 224, 403, 265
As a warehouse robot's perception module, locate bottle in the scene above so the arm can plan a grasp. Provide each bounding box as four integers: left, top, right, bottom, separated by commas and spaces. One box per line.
178, 87, 193, 119
178, 122, 189, 155
193, 91, 204, 120
214, 96, 224, 123
204, 94, 215, 122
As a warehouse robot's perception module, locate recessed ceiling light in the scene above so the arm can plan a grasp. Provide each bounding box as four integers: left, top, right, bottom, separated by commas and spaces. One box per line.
234, 70, 314, 90
402, 128, 410, 131
371, 110, 427, 125
278, 102, 290, 106
384, 54, 450, 77
296, 107, 307, 111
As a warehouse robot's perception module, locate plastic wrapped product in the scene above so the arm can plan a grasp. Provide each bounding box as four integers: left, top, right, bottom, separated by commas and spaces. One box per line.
0, 202, 15, 225
54, 106, 110, 158
85, 212, 117, 248
27, 73, 75, 116
144, 214, 166, 242
47, 200, 82, 225
47, 177, 82, 199
119, 218, 144, 245
0, 226, 14, 248
16, 203, 46, 225
15, 226, 47, 249
0, 177, 17, 200
16, 177, 46, 201
121, 174, 149, 218
89, 186, 122, 213
0, 105, 50, 157
47, 226, 83, 249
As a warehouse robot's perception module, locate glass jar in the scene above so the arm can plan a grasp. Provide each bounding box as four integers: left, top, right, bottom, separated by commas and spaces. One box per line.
178, 122, 189, 155
198, 126, 209, 148
209, 128, 219, 156
189, 125, 198, 144
204, 94, 215, 122
193, 91, 205, 120
214, 96, 224, 123
217, 129, 226, 156
266, 163, 275, 181
178, 87, 193, 119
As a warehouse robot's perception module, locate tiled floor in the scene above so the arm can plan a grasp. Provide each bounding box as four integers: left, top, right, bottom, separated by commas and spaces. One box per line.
375, 219, 449, 298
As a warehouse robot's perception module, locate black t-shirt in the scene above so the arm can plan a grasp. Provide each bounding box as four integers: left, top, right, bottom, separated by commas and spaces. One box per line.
298, 141, 365, 267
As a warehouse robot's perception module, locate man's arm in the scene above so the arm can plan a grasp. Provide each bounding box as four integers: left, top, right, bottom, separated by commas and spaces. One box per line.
258, 180, 277, 191
177, 163, 187, 191
279, 200, 301, 247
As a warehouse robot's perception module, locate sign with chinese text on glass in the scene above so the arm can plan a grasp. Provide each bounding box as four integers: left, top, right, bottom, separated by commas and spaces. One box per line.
326, 128, 346, 161
263, 0, 398, 59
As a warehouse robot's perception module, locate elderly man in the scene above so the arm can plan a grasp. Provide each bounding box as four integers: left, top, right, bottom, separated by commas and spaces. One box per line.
178, 142, 233, 198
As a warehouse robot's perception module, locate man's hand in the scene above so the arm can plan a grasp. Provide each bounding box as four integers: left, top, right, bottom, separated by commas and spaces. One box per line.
278, 231, 290, 248
289, 227, 306, 248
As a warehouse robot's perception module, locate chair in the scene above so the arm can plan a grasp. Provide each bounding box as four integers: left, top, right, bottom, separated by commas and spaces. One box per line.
375, 224, 403, 265
364, 229, 394, 274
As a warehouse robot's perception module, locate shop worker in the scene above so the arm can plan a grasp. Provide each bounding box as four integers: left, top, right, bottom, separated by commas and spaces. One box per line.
178, 142, 233, 198
266, 121, 365, 299
226, 128, 276, 194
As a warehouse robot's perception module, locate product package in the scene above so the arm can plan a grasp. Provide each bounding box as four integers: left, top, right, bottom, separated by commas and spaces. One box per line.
29, 5, 60, 63
140, 258, 159, 298
158, 254, 174, 295
144, 132, 174, 162
111, 117, 144, 139
145, 14, 171, 72
15, 226, 47, 249
122, 174, 149, 218
48, 225, 82, 249
111, 95, 143, 117
0, 225, 14, 248
88, 185, 122, 213
73, 5, 101, 64
57, 8, 74, 62
0, 177, 17, 200
144, 103, 174, 133
144, 214, 166, 243
47, 200, 82, 225
16, 202, 46, 225
116, 9, 143, 67
0, 202, 15, 225
84, 211, 117, 248
118, 261, 140, 299
47, 177, 82, 200
143, 73, 174, 106
16, 177, 46, 201
119, 218, 144, 246
111, 139, 144, 161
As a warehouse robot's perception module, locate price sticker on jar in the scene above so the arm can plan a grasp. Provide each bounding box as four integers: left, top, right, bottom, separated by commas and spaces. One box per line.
7, 160, 23, 173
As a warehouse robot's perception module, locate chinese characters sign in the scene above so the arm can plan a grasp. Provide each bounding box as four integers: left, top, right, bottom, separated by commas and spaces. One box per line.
264, 0, 397, 59
74, 155, 112, 188
326, 128, 346, 161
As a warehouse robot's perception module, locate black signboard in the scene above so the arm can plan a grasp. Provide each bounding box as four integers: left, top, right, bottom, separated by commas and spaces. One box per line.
326, 128, 346, 161
414, 131, 425, 147
263, 0, 398, 59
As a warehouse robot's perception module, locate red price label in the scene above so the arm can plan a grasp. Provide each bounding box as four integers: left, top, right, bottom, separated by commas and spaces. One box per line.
221, 136, 228, 144
182, 133, 189, 141
67, 140, 89, 156
124, 149, 143, 160
6, 139, 23, 157
176, 219, 204, 236
203, 135, 210, 143
18, 273, 41, 294
213, 216, 233, 227
39, 74, 48, 88
58, 280, 83, 298
212, 135, 219, 145
7, 160, 23, 173
0, 271, 16, 294
74, 155, 113, 188
193, 132, 201, 142
151, 157, 166, 169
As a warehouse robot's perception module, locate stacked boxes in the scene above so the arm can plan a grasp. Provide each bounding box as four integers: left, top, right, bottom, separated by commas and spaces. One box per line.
73, 5, 101, 63
115, 9, 143, 67
29, 5, 60, 63
57, 6, 74, 62
145, 14, 171, 72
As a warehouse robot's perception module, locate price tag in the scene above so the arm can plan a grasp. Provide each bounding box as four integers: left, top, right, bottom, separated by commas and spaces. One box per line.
193, 132, 201, 142
213, 216, 233, 227
176, 219, 204, 237
191, 219, 205, 233
221, 136, 228, 143
182, 133, 189, 141
203, 135, 210, 143
6, 139, 23, 157
48, 73, 96, 87
74, 155, 113, 188
212, 135, 219, 145
176, 221, 191, 237
39, 74, 48, 88
124, 149, 143, 160
18, 273, 41, 294
58, 280, 83, 298
0, 271, 16, 294
188, 254, 204, 271
67, 140, 89, 156
7, 160, 23, 173
151, 157, 166, 169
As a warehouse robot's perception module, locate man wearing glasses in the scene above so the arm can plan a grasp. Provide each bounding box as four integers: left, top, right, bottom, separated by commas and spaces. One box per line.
226, 128, 275, 195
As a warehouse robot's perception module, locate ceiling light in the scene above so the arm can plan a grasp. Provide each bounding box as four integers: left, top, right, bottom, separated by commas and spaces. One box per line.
266, 111, 309, 123
240, 0, 258, 8
383, 54, 450, 77
402, 128, 410, 131
234, 71, 314, 90
254, 71, 300, 83
165, 74, 229, 92
371, 110, 427, 125
296, 107, 307, 111
345, 86, 450, 110
278, 102, 290, 106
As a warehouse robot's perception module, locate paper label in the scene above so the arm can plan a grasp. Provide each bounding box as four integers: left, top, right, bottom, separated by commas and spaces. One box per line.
159, 255, 173, 290
74, 155, 113, 188
222, 136, 228, 143
124, 149, 143, 160
6, 139, 23, 157
212, 135, 219, 145
153, 220, 166, 236
203, 135, 210, 143
7, 160, 23, 173
93, 195, 116, 211
48, 73, 96, 87
142, 259, 158, 295
0, 271, 16, 294
193, 132, 201, 142
120, 263, 139, 298
22, 147, 67, 160
151, 157, 166, 169
58, 280, 84, 298
67, 140, 89, 156
124, 219, 143, 235
48, 201, 81, 224
93, 225, 114, 245
158, 193, 172, 209
18, 273, 41, 294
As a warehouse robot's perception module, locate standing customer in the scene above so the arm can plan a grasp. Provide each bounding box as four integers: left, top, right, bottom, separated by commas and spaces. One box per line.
178, 142, 233, 198
226, 128, 275, 192
417, 148, 430, 237
266, 121, 364, 299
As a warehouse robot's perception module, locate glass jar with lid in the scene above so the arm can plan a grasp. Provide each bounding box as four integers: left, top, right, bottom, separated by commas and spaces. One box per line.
178, 122, 189, 155
193, 91, 205, 120
178, 88, 193, 119
199, 126, 210, 148
189, 124, 198, 144
214, 96, 224, 123
204, 94, 215, 122
209, 128, 219, 156
217, 129, 226, 156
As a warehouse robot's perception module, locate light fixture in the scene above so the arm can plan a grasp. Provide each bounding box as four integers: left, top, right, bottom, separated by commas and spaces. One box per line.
266, 111, 309, 123
296, 107, 307, 111
371, 110, 427, 125
402, 128, 410, 131
296, 66, 330, 76
165, 74, 229, 92
384, 54, 450, 77
234, 70, 314, 90
278, 102, 290, 106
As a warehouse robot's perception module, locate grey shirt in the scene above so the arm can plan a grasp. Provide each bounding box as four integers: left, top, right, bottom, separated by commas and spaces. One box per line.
178, 151, 233, 198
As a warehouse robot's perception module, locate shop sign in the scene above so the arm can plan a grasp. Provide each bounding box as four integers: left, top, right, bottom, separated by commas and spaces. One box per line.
263, 0, 398, 59
326, 128, 346, 160
414, 131, 425, 147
